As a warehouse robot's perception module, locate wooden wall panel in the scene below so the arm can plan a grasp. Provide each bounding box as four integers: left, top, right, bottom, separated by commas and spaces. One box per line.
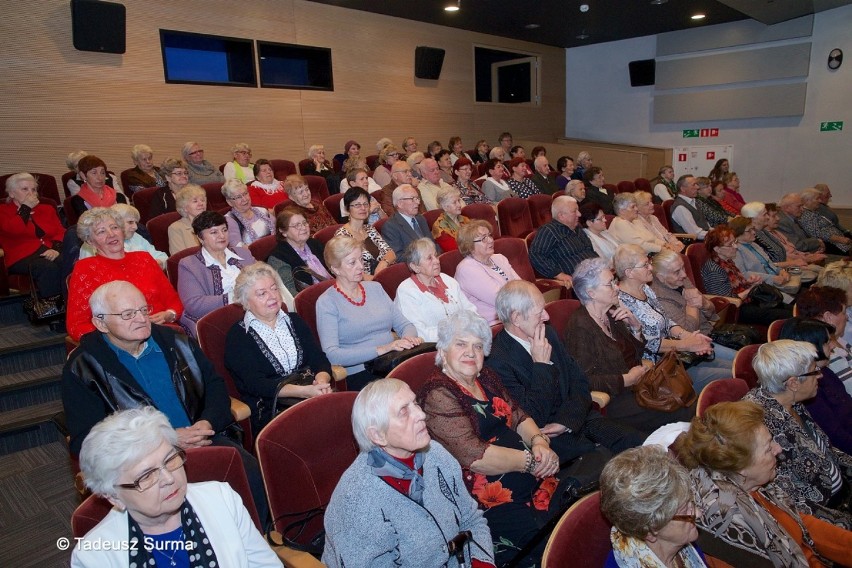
0, 0, 564, 181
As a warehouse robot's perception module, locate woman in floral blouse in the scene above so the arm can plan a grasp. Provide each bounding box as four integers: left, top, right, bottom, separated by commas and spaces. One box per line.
420, 311, 571, 567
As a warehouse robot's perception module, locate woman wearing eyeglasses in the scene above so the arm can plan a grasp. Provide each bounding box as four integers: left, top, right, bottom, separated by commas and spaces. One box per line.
599, 446, 708, 568
565, 257, 693, 434
223, 142, 255, 184
72, 407, 281, 567
729, 216, 800, 299
742, 340, 852, 529
267, 208, 331, 297
454, 220, 521, 325
181, 141, 224, 186
334, 187, 395, 279
221, 179, 274, 248
677, 399, 852, 567
580, 201, 621, 261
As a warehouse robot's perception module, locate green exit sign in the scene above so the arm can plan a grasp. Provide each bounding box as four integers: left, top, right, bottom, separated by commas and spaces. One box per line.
682, 129, 700, 138
820, 121, 843, 131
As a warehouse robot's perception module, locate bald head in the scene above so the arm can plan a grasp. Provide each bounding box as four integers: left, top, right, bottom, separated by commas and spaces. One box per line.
420, 158, 441, 184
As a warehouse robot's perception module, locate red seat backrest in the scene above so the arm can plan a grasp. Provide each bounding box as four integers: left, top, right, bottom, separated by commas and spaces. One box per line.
323, 194, 346, 223
497, 197, 534, 238
493, 237, 536, 283
425, 208, 443, 230
297, 158, 313, 176
732, 343, 761, 388
202, 182, 226, 212
461, 203, 500, 238
527, 193, 553, 228
542, 492, 611, 568
146, 211, 182, 255
304, 174, 330, 201
248, 235, 277, 262
387, 352, 437, 395
293, 279, 336, 342
131, 186, 160, 224
373, 259, 410, 300
270, 159, 297, 180
697, 378, 748, 417
167, 245, 201, 289
653, 203, 671, 231
439, 249, 463, 278
633, 178, 652, 192
544, 299, 582, 342
313, 224, 343, 245
685, 243, 709, 293
616, 180, 635, 194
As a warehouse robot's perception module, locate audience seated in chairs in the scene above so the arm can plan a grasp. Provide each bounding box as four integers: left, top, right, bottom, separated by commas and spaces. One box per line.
80, 203, 166, 270
176, 211, 262, 338
267, 208, 331, 297
323, 378, 495, 567
167, 184, 207, 255
147, 158, 190, 220
430, 187, 470, 252
124, 144, 164, 195
71, 408, 280, 567
182, 141, 224, 186
334, 187, 395, 280
221, 178, 275, 248
579, 201, 620, 261
225, 262, 332, 433
529, 195, 597, 289
282, 173, 336, 236
67, 208, 183, 341
393, 238, 477, 342
316, 236, 421, 391
247, 158, 288, 212
454, 220, 521, 324
68, 155, 128, 220
609, 192, 683, 254
700, 226, 794, 326
729, 216, 800, 301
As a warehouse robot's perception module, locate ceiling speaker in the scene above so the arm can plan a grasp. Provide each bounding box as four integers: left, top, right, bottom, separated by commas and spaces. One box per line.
71, 0, 126, 54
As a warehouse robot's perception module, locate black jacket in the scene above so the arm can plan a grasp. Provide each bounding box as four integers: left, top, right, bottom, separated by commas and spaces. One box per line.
62, 324, 232, 455
268, 238, 327, 291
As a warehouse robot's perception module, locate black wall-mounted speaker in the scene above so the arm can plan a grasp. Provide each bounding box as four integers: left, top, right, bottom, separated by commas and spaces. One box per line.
415, 46, 445, 80
628, 59, 655, 87
71, 0, 126, 54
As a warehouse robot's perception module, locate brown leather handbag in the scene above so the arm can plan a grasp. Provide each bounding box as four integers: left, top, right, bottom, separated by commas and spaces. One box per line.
634, 351, 697, 412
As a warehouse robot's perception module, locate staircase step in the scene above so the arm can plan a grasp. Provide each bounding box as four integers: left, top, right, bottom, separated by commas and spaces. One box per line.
0, 365, 64, 394
0, 400, 64, 435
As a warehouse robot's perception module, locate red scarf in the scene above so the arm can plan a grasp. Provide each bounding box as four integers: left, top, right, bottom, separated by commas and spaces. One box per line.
715, 256, 751, 296
410, 274, 449, 303
77, 183, 118, 208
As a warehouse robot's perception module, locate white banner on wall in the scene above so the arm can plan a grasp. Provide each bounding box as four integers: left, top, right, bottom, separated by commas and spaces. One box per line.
672, 145, 734, 179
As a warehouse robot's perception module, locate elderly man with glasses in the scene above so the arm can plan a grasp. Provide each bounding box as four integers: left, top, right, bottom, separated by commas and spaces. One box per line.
380, 184, 442, 261
61, 279, 268, 521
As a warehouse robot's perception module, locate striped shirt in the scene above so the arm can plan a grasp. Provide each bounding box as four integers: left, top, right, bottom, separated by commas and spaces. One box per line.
529, 220, 597, 278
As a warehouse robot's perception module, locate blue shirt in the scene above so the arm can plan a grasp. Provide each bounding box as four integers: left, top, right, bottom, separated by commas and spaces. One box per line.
104, 335, 191, 428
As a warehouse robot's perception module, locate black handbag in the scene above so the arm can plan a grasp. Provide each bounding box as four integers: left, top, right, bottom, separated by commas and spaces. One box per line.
365, 342, 437, 376
747, 283, 783, 309
266, 507, 325, 559
710, 324, 761, 350
22, 266, 64, 324
256, 368, 316, 428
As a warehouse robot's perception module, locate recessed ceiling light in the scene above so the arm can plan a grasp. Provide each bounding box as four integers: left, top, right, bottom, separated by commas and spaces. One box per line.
576, 32, 590, 40
525, 23, 540, 29
650, 0, 668, 4
691, 13, 706, 20
444, 5, 459, 12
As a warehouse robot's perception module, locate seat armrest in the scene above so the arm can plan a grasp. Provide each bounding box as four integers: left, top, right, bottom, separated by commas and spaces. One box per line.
535, 278, 570, 302
270, 536, 326, 568
706, 294, 741, 308
332, 365, 347, 391
230, 397, 251, 422
590, 391, 610, 409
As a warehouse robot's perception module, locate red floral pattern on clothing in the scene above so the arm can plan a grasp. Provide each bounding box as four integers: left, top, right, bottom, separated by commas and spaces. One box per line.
472, 477, 513, 509
491, 396, 512, 427
531, 476, 559, 511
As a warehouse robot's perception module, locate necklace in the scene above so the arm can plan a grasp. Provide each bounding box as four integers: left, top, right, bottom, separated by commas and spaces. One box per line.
151, 531, 185, 567
334, 282, 366, 306
590, 310, 613, 338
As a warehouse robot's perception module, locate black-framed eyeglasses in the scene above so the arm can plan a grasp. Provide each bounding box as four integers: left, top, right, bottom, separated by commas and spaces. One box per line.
798, 369, 822, 380
95, 305, 153, 321
114, 448, 187, 492
398, 196, 420, 202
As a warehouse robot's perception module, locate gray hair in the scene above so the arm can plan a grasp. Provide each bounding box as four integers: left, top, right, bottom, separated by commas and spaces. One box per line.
130, 144, 153, 162
160, 158, 186, 177
351, 378, 408, 453
175, 184, 207, 217
577, 151, 591, 164
110, 203, 140, 222
181, 141, 199, 160
572, 257, 612, 304
307, 144, 325, 160
800, 188, 821, 205
406, 152, 425, 170
752, 340, 817, 394
817, 261, 852, 299
376, 138, 394, 152
613, 244, 648, 280
599, 445, 691, 539
495, 280, 539, 325
79, 407, 178, 497
435, 310, 492, 366
633, 191, 653, 207
404, 238, 438, 269
534, 156, 548, 169
565, 179, 585, 196
233, 262, 287, 311
613, 193, 637, 215
778, 193, 801, 208
740, 202, 766, 219
651, 248, 682, 275
392, 184, 417, 206
551, 194, 577, 217
221, 178, 248, 199
231, 142, 251, 155
76, 207, 124, 243
437, 186, 460, 208
89, 280, 140, 318
5, 172, 36, 197
66, 150, 88, 171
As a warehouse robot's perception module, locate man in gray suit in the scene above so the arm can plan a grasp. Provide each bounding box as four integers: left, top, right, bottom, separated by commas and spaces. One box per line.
380, 184, 442, 261
776, 192, 824, 253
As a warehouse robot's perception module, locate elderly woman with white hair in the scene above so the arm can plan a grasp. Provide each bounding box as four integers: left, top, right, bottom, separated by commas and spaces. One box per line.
565, 257, 694, 434
125, 144, 164, 194
742, 201, 822, 281
0, 172, 65, 300
632, 191, 687, 252
80, 203, 167, 269
419, 311, 564, 567
181, 141, 224, 185
167, 184, 207, 255
222, 178, 274, 248
395, 238, 477, 342
226, 262, 331, 432
609, 193, 677, 254
223, 142, 255, 183
615, 244, 732, 393
729, 216, 801, 299
744, 340, 852, 528
323, 378, 495, 568
600, 446, 708, 567
71, 407, 281, 568
432, 186, 470, 252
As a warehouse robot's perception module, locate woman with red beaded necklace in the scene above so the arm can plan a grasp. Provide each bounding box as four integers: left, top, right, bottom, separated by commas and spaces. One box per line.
316, 236, 422, 391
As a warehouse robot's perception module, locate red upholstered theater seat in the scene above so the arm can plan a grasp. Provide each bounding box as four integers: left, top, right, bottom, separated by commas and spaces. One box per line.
542, 492, 610, 568
248, 235, 277, 263
767, 318, 787, 342
304, 174, 330, 202
72, 446, 262, 539
256, 391, 359, 546
166, 245, 200, 289
527, 193, 553, 228
146, 211, 181, 255
438, 249, 463, 278
131, 186, 159, 224
633, 177, 652, 192
616, 180, 635, 194
497, 197, 534, 238
461, 203, 500, 238
312, 224, 343, 245
652, 203, 671, 231
323, 194, 346, 223
202, 182, 227, 212
493, 237, 565, 301
387, 352, 437, 396
373, 261, 410, 301
697, 378, 748, 417
732, 343, 761, 388
293, 280, 336, 343
425, 208, 443, 230
270, 159, 297, 180
544, 299, 582, 340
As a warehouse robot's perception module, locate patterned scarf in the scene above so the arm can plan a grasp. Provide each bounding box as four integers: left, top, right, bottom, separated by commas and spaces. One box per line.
609, 527, 706, 568
367, 448, 426, 505
126, 498, 218, 567
714, 256, 751, 296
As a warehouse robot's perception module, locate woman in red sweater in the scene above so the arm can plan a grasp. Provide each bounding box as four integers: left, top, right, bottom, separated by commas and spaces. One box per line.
67, 208, 182, 341
0, 173, 65, 298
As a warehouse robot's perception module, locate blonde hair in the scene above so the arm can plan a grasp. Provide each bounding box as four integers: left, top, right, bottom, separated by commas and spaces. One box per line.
175, 184, 207, 217
324, 236, 363, 269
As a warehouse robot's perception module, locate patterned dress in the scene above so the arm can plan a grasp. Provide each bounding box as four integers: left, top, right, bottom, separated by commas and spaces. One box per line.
334, 224, 392, 275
